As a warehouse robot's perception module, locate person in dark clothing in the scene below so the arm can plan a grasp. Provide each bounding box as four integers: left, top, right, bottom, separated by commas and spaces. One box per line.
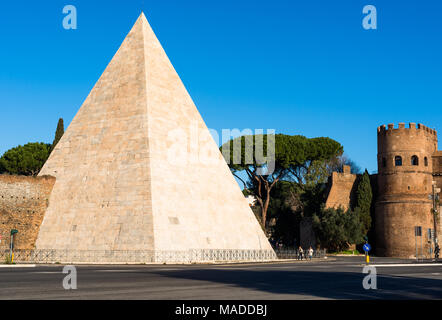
298, 246, 304, 260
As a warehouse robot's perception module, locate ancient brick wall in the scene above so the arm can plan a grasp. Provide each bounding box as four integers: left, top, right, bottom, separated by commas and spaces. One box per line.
325, 165, 358, 211
323, 166, 360, 252
0, 175, 55, 249
432, 151, 442, 243
433, 151, 442, 191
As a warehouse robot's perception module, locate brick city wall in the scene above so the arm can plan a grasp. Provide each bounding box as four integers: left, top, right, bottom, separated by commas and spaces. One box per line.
432, 151, 442, 241
0, 175, 55, 249
325, 165, 358, 211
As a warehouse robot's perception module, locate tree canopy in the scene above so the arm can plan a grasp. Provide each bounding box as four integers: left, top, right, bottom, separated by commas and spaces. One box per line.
0, 142, 51, 176
313, 206, 364, 252
220, 134, 343, 233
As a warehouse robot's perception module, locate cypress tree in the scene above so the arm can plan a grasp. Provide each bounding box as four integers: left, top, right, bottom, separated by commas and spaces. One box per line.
355, 170, 373, 235
51, 118, 64, 152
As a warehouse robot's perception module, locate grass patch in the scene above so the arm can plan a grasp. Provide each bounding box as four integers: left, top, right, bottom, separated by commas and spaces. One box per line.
329, 250, 361, 255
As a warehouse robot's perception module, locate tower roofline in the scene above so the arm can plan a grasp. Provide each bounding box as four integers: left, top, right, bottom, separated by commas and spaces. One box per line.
377, 122, 437, 138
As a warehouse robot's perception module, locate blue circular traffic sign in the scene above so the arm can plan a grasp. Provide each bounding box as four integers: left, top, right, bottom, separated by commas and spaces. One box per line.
363, 243, 371, 252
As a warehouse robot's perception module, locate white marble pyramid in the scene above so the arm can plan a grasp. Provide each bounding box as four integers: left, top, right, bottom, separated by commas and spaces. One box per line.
35, 13, 274, 262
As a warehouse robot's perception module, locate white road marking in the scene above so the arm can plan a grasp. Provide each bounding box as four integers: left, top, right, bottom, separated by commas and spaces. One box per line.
0, 264, 36, 268
95, 268, 182, 272
95, 269, 142, 272
371, 263, 442, 267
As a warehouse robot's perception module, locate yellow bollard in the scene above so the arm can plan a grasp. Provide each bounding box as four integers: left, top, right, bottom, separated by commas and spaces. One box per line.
366, 254, 369, 264
11, 253, 14, 264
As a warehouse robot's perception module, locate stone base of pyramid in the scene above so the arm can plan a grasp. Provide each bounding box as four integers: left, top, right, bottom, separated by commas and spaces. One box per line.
20, 249, 277, 264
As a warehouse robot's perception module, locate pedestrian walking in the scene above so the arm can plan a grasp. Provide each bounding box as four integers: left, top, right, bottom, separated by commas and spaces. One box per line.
298, 246, 304, 260
308, 247, 314, 260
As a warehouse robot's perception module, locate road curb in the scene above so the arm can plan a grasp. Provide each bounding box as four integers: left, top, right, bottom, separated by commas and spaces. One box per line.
0, 264, 36, 268
15, 258, 335, 266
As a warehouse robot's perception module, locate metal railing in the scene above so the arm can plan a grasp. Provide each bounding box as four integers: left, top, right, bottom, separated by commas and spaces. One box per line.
0, 248, 325, 264
274, 248, 326, 260
0, 249, 278, 264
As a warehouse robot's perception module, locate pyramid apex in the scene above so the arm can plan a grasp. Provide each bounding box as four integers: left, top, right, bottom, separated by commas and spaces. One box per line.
128, 11, 149, 36
138, 11, 148, 22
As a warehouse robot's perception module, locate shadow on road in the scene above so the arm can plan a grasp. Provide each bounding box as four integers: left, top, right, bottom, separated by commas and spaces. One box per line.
151, 269, 442, 299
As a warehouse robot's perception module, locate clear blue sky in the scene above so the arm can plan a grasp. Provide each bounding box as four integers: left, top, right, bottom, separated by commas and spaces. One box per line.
1, 0, 441, 174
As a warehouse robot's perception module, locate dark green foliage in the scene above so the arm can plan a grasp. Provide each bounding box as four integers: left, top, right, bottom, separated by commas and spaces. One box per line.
221, 134, 342, 174
313, 206, 364, 252
345, 209, 366, 246
272, 205, 299, 246
242, 188, 253, 197
354, 170, 373, 235
313, 170, 371, 252
365, 174, 378, 249
0, 158, 5, 174
221, 133, 350, 250
299, 181, 329, 218
0, 142, 51, 176
220, 134, 343, 232
268, 181, 300, 245
313, 207, 348, 252
51, 118, 64, 152
313, 169, 371, 252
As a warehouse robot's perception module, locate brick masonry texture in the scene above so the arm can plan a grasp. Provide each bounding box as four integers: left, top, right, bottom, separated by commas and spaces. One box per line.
0, 175, 55, 249
325, 165, 357, 211
376, 123, 440, 258
325, 123, 442, 258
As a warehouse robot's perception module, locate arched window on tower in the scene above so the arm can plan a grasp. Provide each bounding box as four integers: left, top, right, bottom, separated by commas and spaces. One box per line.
411, 155, 419, 166
382, 157, 386, 168
395, 156, 402, 166
424, 157, 428, 166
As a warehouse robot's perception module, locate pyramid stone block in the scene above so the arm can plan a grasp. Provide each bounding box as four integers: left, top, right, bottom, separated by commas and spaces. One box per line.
35, 13, 274, 262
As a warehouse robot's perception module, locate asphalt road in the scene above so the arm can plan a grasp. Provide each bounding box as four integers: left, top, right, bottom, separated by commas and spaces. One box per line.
0, 256, 441, 299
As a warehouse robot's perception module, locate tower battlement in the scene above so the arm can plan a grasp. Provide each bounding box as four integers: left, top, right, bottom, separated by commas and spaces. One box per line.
377, 122, 437, 139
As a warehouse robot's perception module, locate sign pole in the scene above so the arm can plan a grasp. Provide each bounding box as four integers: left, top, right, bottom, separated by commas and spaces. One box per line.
9, 234, 12, 263
363, 239, 371, 264
414, 226, 422, 261
429, 229, 433, 258
415, 227, 417, 261
9, 229, 18, 264
431, 183, 440, 261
